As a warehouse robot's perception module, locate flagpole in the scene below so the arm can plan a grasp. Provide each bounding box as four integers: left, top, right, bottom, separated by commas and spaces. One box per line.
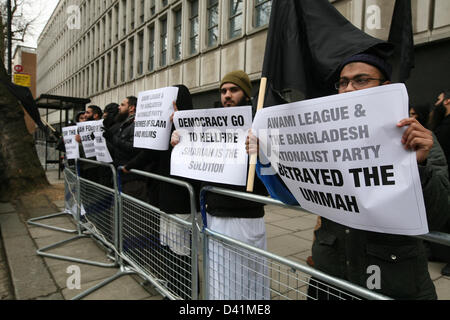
40, 117, 57, 133
246, 77, 267, 192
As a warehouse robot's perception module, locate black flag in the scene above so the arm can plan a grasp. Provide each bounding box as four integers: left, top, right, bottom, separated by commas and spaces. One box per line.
388, 0, 415, 83
258, 0, 394, 107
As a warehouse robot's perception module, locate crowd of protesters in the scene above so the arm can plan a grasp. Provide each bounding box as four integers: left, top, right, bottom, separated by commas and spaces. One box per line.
63, 61, 449, 300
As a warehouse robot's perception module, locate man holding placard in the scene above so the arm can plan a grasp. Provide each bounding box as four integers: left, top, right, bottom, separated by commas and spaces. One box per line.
249, 52, 449, 300
104, 96, 148, 201
171, 71, 269, 300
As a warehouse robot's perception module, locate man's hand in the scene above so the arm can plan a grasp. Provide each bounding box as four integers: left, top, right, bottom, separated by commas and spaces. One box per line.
75, 134, 81, 143
246, 129, 259, 155
397, 118, 433, 164
171, 130, 180, 147
170, 101, 179, 123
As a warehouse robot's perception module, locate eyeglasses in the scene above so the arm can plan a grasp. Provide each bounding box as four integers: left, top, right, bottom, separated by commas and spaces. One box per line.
334, 76, 385, 90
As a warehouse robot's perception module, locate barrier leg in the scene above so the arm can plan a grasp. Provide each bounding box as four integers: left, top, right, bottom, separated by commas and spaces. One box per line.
71, 266, 137, 300
27, 211, 77, 234
36, 233, 118, 268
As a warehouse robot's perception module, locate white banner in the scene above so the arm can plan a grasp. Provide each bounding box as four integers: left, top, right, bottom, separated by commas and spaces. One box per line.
171, 106, 253, 186
252, 84, 428, 235
134, 86, 179, 151
76, 121, 97, 158
94, 130, 113, 163
62, 126, 79, 160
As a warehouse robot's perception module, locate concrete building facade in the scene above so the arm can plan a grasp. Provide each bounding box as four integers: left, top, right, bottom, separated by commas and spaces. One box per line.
36, 0, 450, 125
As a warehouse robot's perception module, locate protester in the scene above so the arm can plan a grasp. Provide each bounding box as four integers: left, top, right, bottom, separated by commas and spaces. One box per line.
409, 104, 431, 128
426, 90, 450, 276
248, 52, 450, 300
84, 105, 103, 121
102, 96, 149, 201
123, 85, 200, 300
172, 71, 270, 300
102, 103, 119, 129
77, 105, 103, 182
75, 111, 86, 123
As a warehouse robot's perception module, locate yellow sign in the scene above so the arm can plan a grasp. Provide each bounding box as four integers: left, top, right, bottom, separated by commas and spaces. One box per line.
13, 73, 31, 87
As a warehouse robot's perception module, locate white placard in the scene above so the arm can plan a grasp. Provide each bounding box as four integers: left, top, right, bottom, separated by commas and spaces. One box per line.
76, 121, 97, 158
252, 84, 428, 235
171, 106, 253, 186
133, 86, 179, 150
62, 126, 79, 159
94, 130, 113, 163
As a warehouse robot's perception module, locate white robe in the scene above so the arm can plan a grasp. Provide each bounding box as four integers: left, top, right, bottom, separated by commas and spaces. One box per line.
206, 213, 270, 300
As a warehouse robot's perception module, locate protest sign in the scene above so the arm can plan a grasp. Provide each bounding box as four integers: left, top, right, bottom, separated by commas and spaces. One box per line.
94, 130, 113, 163
252, 84, 428, 235
62, 126, 79, 159
76, 121, 97, 158
134, 86, 179, 150
171, 106, 252, 186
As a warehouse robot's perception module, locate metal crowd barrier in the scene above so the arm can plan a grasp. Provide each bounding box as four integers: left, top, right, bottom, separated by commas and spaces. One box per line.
29, 158, 450, 300
31, 158, 119, 270
27, 164, 78, 233
117, 169, 199, 300
200, 186, 450, 300
72, 167, 200, 300
200, 186, 393, 301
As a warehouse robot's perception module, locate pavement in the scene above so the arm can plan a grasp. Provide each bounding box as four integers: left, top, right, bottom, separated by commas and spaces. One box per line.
0, 168, 449, 300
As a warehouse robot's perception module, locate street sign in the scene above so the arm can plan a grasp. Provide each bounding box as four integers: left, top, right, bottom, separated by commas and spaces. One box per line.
13, 73, 31, 87
14, 65, 23, 73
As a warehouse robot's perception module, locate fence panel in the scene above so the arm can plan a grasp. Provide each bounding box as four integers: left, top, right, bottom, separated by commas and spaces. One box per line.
200, 186, 392, 301
118, 169, 199, 300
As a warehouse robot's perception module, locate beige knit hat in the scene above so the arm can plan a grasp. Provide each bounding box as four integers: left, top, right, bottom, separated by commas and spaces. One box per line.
220, 70, 252, 98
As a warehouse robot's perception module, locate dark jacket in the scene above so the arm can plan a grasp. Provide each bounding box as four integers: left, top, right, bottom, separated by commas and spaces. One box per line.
434, 115, 450, 182
259, 135, 449, 299
107, 114, 147, 183
204, 172, 268, 219
126, 147, 201, 214
125, 84, 201, 214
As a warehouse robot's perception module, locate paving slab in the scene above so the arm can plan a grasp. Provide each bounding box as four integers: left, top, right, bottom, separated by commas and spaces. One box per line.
267, 234, 312, 257
0, 203, 15, 215
61, 274, 153, 300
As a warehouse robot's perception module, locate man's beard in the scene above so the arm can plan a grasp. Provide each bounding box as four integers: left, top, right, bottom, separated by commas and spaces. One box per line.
223, 96, 251, 107
114, 111, 129, 123
429, 103, 447, 130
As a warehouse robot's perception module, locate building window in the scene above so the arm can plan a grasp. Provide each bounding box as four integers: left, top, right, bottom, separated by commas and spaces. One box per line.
122, 0, 127, 36
160, 17, 167, 67
189, 0, 199, 55
108, 10, 113, 45
121, 43, 126, 82
129, 38, 135, 80
207, 0, 219, 47
107, 53, 111, 87
150, 0, 156, 16
148, 25, 155, 71
229, 0, 243, 39
140, 0, 145, 24
173, 9, 182, 61
130, 0, 135, 30
115, 4, 119, 40
138, 31, 144, 75
162, 0, 168, 8
254, 0, 271, 27
113, 47, 118, 84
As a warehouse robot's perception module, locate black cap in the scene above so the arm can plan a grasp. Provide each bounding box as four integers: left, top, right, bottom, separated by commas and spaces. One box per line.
339, 53, 393, 81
